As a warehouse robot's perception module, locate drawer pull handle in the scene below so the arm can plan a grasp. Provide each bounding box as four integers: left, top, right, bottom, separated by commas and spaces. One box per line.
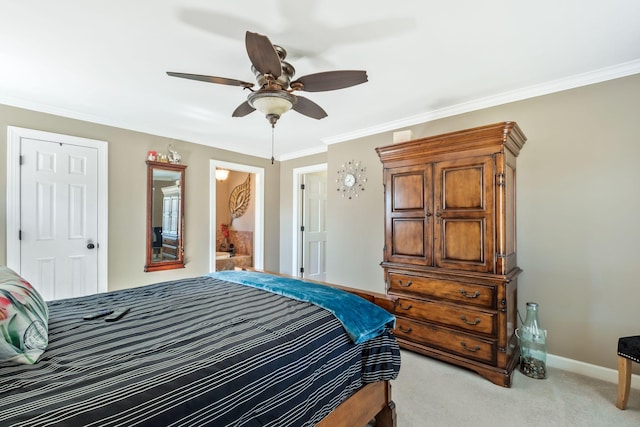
397, 279, 413, 287
399, 302, 413, 310
460, 315, 481, 326
460, 341, 481, 352
459, 289, 480, 299
398, 326, 413, 334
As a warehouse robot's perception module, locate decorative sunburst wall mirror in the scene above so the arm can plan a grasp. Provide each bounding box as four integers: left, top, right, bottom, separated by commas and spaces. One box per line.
229, 174, 251, 221
336, 160, 367, 199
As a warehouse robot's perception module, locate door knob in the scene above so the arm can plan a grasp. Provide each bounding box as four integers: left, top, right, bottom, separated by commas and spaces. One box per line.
87, 243, 95, 249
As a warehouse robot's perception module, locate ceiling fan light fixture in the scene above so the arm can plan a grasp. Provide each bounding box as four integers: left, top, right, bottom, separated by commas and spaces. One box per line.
248, 90, 297, 119
167, 31, 368, 127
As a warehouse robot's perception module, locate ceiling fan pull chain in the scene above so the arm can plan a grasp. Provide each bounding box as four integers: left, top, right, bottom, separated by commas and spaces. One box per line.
271, 125, 275, 165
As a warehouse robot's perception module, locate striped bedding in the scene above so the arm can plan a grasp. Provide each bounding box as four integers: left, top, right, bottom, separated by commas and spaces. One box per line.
0, 275, 400, 426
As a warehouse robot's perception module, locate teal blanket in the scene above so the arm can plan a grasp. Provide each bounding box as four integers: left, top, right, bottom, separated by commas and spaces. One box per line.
207, 271, 395, 344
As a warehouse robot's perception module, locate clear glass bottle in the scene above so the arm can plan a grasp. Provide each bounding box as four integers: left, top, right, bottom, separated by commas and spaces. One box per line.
516, 302, 547, 379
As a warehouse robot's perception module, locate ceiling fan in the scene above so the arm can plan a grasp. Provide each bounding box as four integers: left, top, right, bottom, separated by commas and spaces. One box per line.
167, 31, 368, 127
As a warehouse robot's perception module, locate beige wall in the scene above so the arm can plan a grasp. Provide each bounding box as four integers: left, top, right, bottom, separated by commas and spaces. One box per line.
281, 73, 640, 372
326, 134, 388, 291
0, 104, 280, 291
2, 73, 639, 373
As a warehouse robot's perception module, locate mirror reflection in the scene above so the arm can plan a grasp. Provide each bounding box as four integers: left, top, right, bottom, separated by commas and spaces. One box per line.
145, 161, 186, 272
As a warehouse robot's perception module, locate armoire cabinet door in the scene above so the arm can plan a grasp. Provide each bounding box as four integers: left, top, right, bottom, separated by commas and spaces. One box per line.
433, 155, 495, 272
384, 165, 433, 265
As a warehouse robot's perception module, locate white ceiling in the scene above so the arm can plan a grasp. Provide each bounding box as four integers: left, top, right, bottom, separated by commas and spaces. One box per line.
1, 1, 639, 160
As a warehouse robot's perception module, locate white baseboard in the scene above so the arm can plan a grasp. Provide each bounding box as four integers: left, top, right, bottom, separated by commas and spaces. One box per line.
548, 353, 640, 390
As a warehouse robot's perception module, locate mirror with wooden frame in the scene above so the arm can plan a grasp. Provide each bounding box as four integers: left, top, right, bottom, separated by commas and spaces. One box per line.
144, 161, 187, 272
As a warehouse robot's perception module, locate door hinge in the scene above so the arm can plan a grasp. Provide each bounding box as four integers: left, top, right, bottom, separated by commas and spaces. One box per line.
18, 229, 22, 240
19, 155, 24, 165
496, 252, 506, 259
496, 173, 505, 187
300, 267, 304, 274
300, 225, 305, 232
300, 184, 305, 190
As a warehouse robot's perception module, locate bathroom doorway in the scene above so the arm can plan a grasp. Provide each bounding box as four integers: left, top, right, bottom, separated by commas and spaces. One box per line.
209, 160, 265, 272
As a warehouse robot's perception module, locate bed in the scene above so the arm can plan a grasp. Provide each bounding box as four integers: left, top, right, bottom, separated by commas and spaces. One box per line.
0, 268, 400, 427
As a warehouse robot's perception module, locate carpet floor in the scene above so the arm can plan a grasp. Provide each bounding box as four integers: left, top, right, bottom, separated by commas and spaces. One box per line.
392, 350, 640, 426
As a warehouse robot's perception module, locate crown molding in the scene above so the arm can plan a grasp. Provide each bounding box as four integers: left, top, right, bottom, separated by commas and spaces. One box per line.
322, 59, 640, 146
277, 143, 327, 162
2, 60, 638, 160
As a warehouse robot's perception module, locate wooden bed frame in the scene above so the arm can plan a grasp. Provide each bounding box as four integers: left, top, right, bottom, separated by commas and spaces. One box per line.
241, 269, 399, 426
318, 380, 396, 427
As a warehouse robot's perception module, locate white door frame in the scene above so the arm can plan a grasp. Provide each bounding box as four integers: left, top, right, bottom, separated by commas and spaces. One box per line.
6, 126, 109, 293
209, 160, 265, 272
292, 163, 327, 276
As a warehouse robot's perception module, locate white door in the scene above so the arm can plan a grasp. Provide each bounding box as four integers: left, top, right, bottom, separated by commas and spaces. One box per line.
301, 171, 327, 281
19, 138, 99, 300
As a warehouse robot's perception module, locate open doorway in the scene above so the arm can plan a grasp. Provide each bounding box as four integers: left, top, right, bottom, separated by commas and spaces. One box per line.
209, 160, 265, 272
292, 164, 327, 280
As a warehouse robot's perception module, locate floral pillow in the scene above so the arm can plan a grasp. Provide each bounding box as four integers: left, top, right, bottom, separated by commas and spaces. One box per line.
0, 266, 49, 364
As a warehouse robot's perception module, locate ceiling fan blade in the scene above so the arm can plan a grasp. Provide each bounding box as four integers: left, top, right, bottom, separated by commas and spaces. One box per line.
291, 70, 368, 92
167, 72, 254, 88
232, 101, 255, 117
293, 96, 327, 120
245, 31, 282, 78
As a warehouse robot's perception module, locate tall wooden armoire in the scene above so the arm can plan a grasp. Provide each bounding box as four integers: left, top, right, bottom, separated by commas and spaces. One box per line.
376, 122, 527, 387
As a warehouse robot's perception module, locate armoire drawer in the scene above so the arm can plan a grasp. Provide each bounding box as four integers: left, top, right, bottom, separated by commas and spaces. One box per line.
394, 316, 496, 364
388, 272, 495, 308
395, 297, 496, 335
